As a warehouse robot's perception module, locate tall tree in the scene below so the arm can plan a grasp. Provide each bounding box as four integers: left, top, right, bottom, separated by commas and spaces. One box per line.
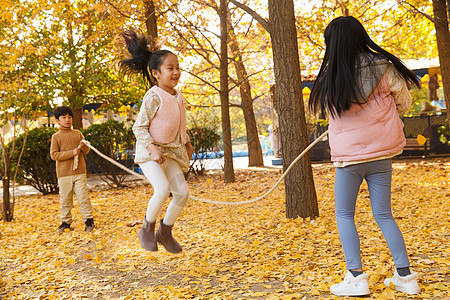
296, 1, 437, 80
399, 0, 450, 126
432, 0, 450, 126
226, 14, 264, 166
0, 0, 43, 221
230, 0, 318, 218
33, 1, 114, 128
219, 0, 236, 182
169, 0, 266, 167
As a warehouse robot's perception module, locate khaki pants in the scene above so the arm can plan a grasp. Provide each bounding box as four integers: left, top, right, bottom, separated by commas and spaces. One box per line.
58, 173, 93, 224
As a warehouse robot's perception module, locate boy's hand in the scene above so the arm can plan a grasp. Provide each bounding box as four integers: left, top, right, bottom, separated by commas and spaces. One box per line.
73, 145, 81, 156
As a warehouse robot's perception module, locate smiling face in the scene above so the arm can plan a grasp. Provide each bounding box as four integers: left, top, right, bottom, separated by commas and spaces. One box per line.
56, 114, 73, 129
151, 54, 180, 95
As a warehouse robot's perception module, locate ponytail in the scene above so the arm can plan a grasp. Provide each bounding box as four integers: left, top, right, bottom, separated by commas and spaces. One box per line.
119, 30, 175, 86
119, 30, 153, 85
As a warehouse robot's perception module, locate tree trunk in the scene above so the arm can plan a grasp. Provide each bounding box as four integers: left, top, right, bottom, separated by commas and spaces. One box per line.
220, 0, 235, 183
432, 0, 450, 127
447, 0, 450, 21
67, 19, 84, 130
144, 0, 158, 40
227, 16, 264, 167
72, 107, 83, 130
268, 0, 318, 219
2, 160, 13, 221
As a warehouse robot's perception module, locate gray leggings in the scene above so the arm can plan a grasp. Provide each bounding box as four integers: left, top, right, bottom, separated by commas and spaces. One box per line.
334, 159, 410, 270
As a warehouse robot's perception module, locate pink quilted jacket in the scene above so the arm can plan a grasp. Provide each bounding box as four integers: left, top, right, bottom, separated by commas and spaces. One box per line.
148, 86, 189, 144
328, 74, 406, 162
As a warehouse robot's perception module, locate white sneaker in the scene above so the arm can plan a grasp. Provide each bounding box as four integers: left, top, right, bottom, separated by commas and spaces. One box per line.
330, 271, 370, 296
384, 271, 420, 295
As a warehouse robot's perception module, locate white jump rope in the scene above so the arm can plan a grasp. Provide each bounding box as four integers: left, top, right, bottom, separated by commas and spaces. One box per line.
82, 130, 328, 205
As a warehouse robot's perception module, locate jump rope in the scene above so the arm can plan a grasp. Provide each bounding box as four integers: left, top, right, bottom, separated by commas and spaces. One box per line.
81, 129, 328, 205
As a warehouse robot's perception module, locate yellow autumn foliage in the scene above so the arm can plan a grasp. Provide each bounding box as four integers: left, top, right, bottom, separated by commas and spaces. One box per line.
0, 158, 448, 299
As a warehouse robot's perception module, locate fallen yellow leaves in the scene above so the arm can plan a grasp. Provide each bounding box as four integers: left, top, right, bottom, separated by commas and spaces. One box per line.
0, 158, 448, 299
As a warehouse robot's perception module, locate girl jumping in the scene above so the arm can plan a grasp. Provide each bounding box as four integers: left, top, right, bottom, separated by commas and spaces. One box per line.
119, 30, 194, 253
309, 16, 421, 296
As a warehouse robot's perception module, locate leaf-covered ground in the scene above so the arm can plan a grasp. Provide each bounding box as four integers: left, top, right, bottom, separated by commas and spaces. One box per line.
1, 158, 449, 299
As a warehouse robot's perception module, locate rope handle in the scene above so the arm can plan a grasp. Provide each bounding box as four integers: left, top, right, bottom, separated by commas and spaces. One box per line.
82, 130, 328, 205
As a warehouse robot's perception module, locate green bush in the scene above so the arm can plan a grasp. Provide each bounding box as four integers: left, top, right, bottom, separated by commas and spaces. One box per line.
8, 127, 59, 195
82, 120, 135, 187
187, 126, 221, 175
438, 122, 450, 145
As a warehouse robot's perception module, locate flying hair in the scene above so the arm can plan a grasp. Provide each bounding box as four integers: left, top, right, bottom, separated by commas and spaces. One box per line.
119, 30, 173, 86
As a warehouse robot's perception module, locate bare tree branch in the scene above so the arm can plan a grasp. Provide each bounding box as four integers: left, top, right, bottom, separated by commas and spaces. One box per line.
101, 0, 133, 19
251, 89, 270, 102
398, 0, 434, 22
229, 0, 270, 33
228, 68, 270, 92
182, 90, 221, 108
183, 69, 220, 92
171, 12, 220, 59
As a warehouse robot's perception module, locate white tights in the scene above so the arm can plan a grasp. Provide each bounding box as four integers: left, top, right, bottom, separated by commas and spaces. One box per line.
139, 158, 189, 226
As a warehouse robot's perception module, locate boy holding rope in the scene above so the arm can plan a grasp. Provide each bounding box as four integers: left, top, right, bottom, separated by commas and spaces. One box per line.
50, 106, 94, 233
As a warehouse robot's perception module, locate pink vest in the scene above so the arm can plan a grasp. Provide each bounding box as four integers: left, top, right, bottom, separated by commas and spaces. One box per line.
148, 86, 188, 144
328, 74, 406, 162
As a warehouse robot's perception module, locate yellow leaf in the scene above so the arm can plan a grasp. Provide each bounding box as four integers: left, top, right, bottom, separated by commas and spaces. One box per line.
417, 134, 427, 145
431, 282, 447, 290
253, 292, 268, 297
310, 288, 320, 295
84, 254, 93, 260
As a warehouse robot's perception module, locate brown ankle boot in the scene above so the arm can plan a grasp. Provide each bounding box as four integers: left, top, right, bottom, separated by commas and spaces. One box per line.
137, 218, 158, 251
156, 219, 182, 253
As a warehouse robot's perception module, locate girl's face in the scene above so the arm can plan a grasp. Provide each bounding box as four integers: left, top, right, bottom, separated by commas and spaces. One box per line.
152, 54, 180, 95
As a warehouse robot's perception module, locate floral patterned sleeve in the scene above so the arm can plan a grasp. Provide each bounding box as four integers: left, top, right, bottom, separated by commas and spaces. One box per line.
132, 91, 160, 149
387, 64, 412, 114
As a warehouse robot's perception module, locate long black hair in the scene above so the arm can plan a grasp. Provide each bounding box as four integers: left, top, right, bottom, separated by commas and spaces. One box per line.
309, 16, 420, 117
119, 30, 174, 85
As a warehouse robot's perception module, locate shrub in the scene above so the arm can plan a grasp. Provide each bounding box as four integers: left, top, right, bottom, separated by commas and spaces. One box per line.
82, 120, 135, 187
8, 127, 59, 195
438, 122, 450, 145
187, 126, 221, 176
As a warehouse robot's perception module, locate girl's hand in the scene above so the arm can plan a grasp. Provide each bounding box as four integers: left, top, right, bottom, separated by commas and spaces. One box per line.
151, 150, 165, 164
186, 142, 194, 160
147, 143, 165, 164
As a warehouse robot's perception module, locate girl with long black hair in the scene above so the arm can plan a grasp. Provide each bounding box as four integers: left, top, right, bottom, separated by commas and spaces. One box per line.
310, 16, 421, 296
